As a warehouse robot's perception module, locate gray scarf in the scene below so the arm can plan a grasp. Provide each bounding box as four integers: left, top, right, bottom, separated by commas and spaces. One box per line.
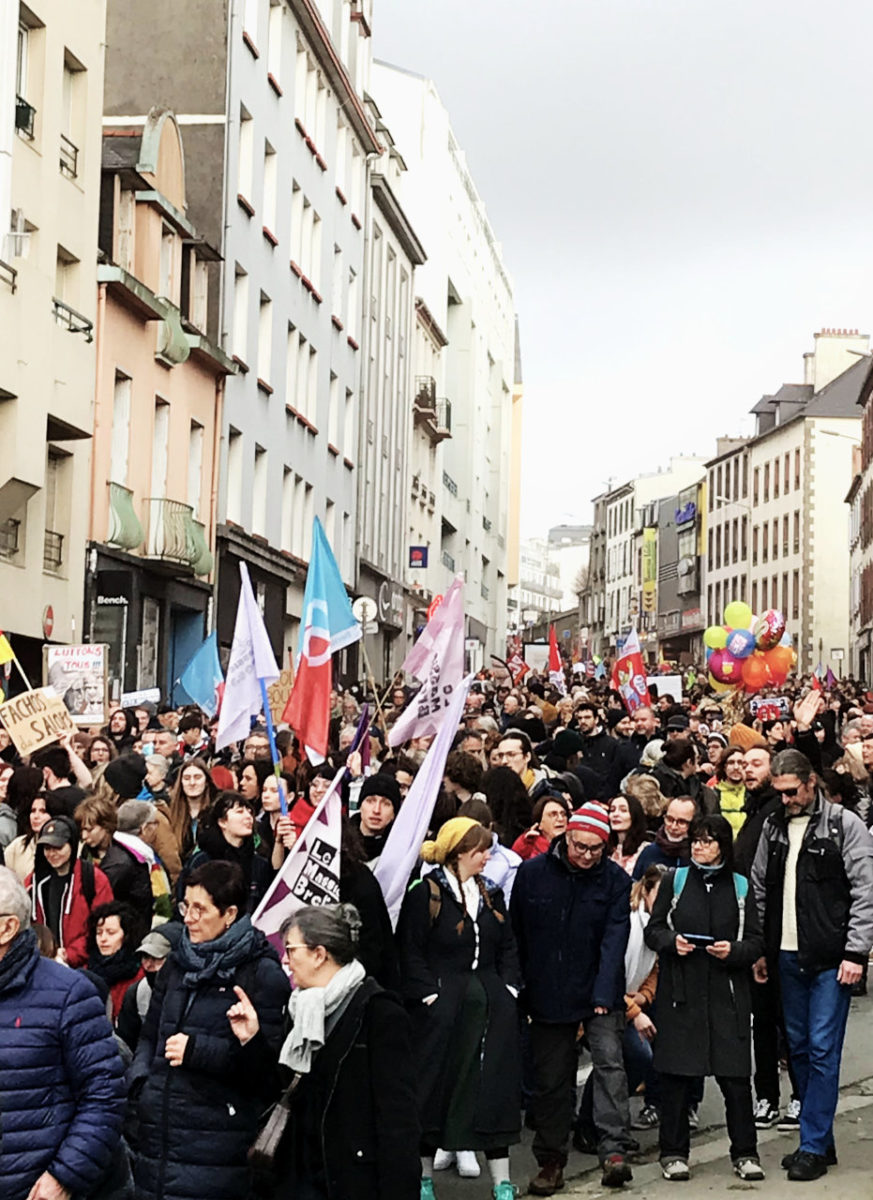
280, 958, 366, 1073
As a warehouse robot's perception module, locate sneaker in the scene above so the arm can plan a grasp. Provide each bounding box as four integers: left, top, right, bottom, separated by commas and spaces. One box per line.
754, 1098, 780, 1129
781, 1146, 837, 1170
433, 1150, 454, 1172
528, 1161, 565, 1196
600, 1155, 633, 1188
492, 1185, 519, 1200
786, 1151, 828, 1182
777, 1098, 801, 1131
455, 1151, 480, 1179
734, 1157, 766, 1181
687, 1104, 700, 1131
421, 1181, 436, 1200
661, 1158, 690, 1181
631, 1103, 660, 1130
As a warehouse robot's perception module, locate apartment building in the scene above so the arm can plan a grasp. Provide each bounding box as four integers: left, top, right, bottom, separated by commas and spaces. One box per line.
372, 62, 516, 667
0, 0, 106, 681
87, 108, 234, 700
104, 0, 379, 665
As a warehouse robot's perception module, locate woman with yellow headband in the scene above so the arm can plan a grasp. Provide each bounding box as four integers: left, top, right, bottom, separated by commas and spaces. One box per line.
396, 816, 522, 1200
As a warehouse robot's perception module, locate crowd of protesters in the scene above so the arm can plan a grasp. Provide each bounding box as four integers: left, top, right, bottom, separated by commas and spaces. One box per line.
0, 666, 872, 1199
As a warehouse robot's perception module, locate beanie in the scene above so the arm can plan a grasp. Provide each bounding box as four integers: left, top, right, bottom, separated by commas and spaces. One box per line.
606, 710, 626, 730
567, 801, 611, 843
104, 754, 148, 799
421, 816, 482, 865
359, 773, 402, 813
552, 729, 585, 758
728, 723, 767, 751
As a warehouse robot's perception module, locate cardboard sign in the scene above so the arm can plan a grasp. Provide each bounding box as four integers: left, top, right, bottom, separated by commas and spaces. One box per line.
0, 687, 77, 755
43, 643, 109, 726
267, 665, 295, 726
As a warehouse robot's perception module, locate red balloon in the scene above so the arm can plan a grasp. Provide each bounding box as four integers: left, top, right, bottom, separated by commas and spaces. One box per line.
742, 655, 769, 692
709, 649, 742, 684
755, 610, 787, 651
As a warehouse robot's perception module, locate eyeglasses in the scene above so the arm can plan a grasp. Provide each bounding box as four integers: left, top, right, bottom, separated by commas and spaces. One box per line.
567, 840, 604, 857
774, 786, 802, 798
691, 835, 716, 846
664, 816, 691, 827
493, 750, 524, 760
282, 943, 308, 956
179, 901, 211, 920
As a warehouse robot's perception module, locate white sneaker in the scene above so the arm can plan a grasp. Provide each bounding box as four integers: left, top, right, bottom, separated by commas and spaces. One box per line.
734, 1157, 765, 1181
456, 1151, 481, 1178
433, 1149, 454, 1171
777, 1098, 801, 1131
661, 1158, 690, 1181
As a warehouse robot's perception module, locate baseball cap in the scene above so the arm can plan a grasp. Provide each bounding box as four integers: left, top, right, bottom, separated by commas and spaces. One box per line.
36, 817, 76, 848
137, 930, 173, 958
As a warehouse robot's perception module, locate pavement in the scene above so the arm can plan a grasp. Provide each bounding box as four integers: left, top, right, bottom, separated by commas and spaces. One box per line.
432, 989, 873, 1198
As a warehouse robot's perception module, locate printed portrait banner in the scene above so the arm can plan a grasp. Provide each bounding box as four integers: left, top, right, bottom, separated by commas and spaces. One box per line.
43, 643, 108, 726
0, 687, 77, 755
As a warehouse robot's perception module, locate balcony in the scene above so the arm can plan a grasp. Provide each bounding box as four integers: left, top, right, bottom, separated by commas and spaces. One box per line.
15, 96, 35, 140
0, 259, 16, 293
43, 530, 63, 573
53, 298, 94, 342
143, 498, 213, 575
59, 133, 79, 179
414, 376, 452, 443
107, 482, 143, 551
414, 375, 436, 415
0, 519, 20, 559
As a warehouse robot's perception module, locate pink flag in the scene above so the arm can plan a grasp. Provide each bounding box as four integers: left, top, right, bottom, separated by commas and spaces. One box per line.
388, 575, 465, 747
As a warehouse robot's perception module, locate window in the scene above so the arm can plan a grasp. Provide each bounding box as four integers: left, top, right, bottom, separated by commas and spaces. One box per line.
16, 23, 28, 97
763, 463, 770, 503
303, 483, 314, 559
325, 498, 336, 546
762, 522, 768, 563
347, 267, 358, 332
110, 372, 131, 484
252, 446, 268, 537
188, 422, 204, 516
793, 570, 800, 619
784, 454, 790, 494
307, 345, 317, 421
753, 467, 760, 505
244, 0, 260, 43
294, 331, 308, 415
716, 465, 723, 504
290, 181, 303, 266
238, 107, 253, 206
708, 527, 713, 565
772, 519, 778, 560
116, 188, 135, 272
332, 244, 343, 315
783, 514, 789, 556
793, 510, 800, 553
794, 448, 801, 489
281, 467, 293, 551
715, 581, 722, 626
258, 293, 272, 385
732, 518, 739, 564
232, 266, 248, 362
226, 428, 243, 524
343, 388, 354, 457
328, 372, 339, 445
60, 52, 84, 178
151, 400, 169, 499
772, 575, 778, 610
159, 224, 175, 300
782, 572, 789, 613
55, 244, 79, 308
752, 524, 759, 565
715, 525, 721, 568
751, 580, 758, 613
742, 455, 749, 498
741, 515, 748, 559
773, 457, 780, 499
708, 472, 714, 511
707, 583, 713, 626
336, 116, 348, 195
732, 458, 739, 501
267, 1, 283, 81
761, 578, 768, 610
263, 143, 277, 237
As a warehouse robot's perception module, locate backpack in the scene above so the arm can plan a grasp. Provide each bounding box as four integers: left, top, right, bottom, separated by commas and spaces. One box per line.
80, 856, 96, 908
668, 865, 749, 941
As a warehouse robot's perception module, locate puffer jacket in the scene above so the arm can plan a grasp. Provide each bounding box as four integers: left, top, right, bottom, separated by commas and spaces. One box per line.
130, 921, 289, 1200
0, 928, 126, 1200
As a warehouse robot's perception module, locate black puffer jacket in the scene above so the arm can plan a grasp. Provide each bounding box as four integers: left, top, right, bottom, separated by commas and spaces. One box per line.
130, 920, 289, 1200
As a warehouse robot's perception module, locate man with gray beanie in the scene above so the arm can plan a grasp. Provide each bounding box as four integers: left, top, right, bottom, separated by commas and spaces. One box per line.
0, 867, 126, 1199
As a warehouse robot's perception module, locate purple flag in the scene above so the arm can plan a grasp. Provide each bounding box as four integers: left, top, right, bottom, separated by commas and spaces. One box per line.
388, 575, 465, 747
375, 674, 472, 926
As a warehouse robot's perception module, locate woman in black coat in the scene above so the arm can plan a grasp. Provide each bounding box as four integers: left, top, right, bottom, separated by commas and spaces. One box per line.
228, 902, 421, 1200
645, 813, 765, 1184
176, 791, 274, 914
396, 816, 522, 1199
130, 860, 289, 1200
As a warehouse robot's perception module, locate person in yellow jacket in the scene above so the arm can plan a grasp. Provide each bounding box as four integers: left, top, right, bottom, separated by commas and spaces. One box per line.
714, 747, 747, 837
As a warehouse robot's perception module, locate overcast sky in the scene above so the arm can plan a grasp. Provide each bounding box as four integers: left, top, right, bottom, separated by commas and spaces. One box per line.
373, 0, 873, 535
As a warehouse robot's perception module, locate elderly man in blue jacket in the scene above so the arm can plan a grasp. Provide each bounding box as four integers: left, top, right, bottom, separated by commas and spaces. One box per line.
0, 867, 126, 1200
512, 802, 634, 1195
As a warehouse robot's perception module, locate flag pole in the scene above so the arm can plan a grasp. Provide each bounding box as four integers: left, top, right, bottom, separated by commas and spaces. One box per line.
360, 638, 389, 733
258, 677, 289, 816
10, 652, 32, 692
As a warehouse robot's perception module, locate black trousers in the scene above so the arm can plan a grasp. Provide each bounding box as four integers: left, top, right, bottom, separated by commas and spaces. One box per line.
659, 1073, 757, 1162
752, 975, 798, 1105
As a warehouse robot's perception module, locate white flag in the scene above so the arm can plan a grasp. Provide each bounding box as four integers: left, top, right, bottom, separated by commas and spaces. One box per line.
388, 575, 465, 747
252, 768, 344, 958
215, 563, 279, 750
375, 675, 472, 926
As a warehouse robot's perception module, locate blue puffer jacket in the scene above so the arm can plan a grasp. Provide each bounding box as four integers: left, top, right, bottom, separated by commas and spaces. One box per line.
0, 929, 126, 1200
130, 921, 289, 1200
511, 836, 631, 1021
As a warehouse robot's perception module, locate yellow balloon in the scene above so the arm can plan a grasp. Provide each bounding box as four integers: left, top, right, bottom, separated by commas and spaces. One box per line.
724, 601, 752, 629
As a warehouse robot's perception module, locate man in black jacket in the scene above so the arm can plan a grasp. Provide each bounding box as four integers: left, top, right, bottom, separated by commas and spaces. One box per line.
575, 704, 618, 790
608, 706, 659, 794
751, 749, 873, 1182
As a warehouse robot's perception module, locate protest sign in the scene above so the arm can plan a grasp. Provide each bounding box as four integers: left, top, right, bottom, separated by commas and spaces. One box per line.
43, 644, 108, 725
0, 687, 77, 755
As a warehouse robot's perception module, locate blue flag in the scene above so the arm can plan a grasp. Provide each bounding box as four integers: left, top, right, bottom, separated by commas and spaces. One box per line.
178, 631, 224, 716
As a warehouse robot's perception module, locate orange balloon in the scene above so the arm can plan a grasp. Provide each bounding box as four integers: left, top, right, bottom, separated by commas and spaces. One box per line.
742, 655, 769, 692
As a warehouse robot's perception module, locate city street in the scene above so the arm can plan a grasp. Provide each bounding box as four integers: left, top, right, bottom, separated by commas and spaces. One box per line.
433, 991, 873, 1198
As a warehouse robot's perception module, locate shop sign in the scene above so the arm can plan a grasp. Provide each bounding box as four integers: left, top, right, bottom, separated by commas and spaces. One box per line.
675, 501, 697, 527
681, 607, 704, 632
409, 546, 428, 568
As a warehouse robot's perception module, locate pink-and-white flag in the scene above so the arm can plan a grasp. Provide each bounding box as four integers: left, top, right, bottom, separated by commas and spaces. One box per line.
252, 767, 344, 958
388, 575, 465, 748
375, 674, 472, 926
549, 624, 567, 695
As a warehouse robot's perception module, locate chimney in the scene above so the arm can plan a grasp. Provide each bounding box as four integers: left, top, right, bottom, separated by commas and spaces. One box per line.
808, 328, 869, 392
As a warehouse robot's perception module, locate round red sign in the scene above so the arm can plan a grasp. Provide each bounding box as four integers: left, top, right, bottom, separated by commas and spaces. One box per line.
43, 605, 54, 639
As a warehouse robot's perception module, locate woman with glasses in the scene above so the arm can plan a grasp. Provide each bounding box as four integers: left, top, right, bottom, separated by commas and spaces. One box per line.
130, 860, 288, 1200
511, 793, 571, 861
644, 813, 765, 1183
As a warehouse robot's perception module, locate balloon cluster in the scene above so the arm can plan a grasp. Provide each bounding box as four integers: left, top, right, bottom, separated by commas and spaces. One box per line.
702, 601, 795, 694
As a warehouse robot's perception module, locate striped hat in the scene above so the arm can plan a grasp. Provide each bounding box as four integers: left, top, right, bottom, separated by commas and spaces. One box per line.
567, 802, 611, 843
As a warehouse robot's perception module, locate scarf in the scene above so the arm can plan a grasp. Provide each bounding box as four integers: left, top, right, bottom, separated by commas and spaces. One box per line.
281, 958, 366, 1073
624, 906, 656, 995
654, 825, 689, 861
88, 942, 142, 986
0, 928, 38, 996
174, 915, 258, 988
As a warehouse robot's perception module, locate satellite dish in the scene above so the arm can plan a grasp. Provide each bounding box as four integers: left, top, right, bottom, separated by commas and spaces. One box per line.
352, 596, 378, 626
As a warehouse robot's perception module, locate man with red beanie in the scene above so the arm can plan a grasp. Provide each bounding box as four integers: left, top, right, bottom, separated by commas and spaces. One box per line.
512, 801, 634, 1193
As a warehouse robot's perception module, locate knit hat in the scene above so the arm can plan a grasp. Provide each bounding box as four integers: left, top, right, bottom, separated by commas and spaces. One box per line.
567, 802, 611, 843
359, 773, 402, 813
666, 715, 690, 732
552, 729, 585, 757
104, 753, 148, 799
606, 710, 627, 730
421, 817, 482, 864
640, 738, 665, 768
728, 723, 767, 751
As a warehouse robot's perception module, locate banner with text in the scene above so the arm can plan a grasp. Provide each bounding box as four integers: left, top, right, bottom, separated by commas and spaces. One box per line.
0, 687, 77, 755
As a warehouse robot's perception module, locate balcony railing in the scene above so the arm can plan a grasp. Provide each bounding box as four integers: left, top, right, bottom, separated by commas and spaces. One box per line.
0, 259, 16, 294
15, 96, 35, 139
0, 519, 21, 558
53, 298, 94, 342
414, 375, 436, 413
143, 497, 213, 575
107, 482, 143, 550
414, 379, 451, 444
43, 529, 63, 573
59, 133, 79, 179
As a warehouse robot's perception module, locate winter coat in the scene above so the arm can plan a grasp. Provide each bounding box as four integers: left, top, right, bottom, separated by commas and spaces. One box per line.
645, 864, 764, 1077
511, 828, 551, 860
340, 859, 401, 989
579, 728, 618, 782
90, 838, 153, 923
511, 836, 631, 1022
0, 929, 126, 1200
715, 779, 747, 836
396, 868, 522, 1145
750, 790, 873, 972
130, 921, 289, 1200
733, 785, 780, 877
632, 837, 689, 881
30, 858, 114, 967
177, 828, 274, 914
262, 979, 421, 1200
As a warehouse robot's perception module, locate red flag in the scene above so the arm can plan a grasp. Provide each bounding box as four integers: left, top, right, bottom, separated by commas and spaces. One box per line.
548, 625, 566, 695
610, 629, 651, 713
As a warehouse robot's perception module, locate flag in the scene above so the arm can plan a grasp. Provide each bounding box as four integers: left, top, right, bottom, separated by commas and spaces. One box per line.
812, 673, 823, 692
594, 655, 606, 680
507, 652, 529, 685
548, 625, 566, 695
252, 768, 344, 958
215, 564, 279, 750
375, 675, 472, 926
0, 632, 13, 666
825, 667, 837, 689
283, 517, 361, 764
178, 631, 224, 716
610, 629, 650, 713
388, 575, 465, 748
